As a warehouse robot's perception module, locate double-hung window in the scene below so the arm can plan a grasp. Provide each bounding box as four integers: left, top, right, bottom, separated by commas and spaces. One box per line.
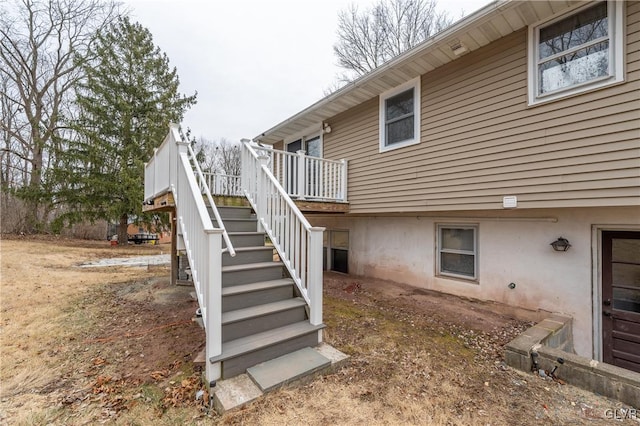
528, 1, 624, 104
379, 77, 421, 152
437, 225, 478, 281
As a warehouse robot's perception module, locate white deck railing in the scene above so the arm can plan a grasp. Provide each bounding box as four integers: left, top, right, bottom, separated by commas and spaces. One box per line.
241, 141, 324, 326
203, 172, 242, 197
207, 143, 347, 202
144, 128, 178, 202
144, 125, 234, 382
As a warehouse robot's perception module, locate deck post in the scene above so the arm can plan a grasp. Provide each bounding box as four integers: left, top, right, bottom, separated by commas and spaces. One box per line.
308, 226, 325, 327
340, 159, 348, 202
256, 156, 269, 232
205, 229, 223, 382
170, 210, 177, 286
296, 150, 306, 200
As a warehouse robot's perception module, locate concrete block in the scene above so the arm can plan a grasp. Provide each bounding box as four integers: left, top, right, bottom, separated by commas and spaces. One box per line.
618, 384, 640, 410
314, 342, 350, 369
505, 314, 640, 409
506, 334, 539, 355
589, 374, 606, 396
247, 347, 331, 392
212, 374, 263, 414
544, 324, 571, 349
547, 314, 572, 325
522, 326, 551, 342
537, 319, 565, 334
597, 362, 640, 386
505, 350, 530, 372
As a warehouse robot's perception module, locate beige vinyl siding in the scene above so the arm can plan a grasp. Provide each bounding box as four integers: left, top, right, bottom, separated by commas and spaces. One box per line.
323, 3, 640, 214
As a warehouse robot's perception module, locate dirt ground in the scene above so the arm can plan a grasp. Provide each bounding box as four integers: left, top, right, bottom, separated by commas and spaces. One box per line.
1, 237, 638, 425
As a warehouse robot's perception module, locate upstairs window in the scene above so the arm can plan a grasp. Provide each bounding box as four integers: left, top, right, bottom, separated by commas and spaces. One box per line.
379, 77, 421, 152
528, 1, 624, 105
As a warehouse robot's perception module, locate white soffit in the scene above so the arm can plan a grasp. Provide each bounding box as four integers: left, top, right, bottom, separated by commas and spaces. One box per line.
255, 0, 581, 144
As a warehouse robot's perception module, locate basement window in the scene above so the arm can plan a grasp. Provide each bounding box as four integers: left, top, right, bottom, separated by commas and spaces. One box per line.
324, 230, 349, 273
437, 225, 478, 281
528, 1, 624, 105
379, 77, 421, 152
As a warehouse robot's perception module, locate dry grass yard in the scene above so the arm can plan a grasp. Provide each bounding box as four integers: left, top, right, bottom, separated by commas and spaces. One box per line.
1, 237, 637, 425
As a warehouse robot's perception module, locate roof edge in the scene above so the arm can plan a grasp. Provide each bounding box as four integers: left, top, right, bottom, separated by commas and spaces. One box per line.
254, 0, 510, 142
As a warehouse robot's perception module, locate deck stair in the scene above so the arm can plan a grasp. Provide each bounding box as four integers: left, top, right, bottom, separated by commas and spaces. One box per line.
201, 203, 325, 380
145, 126, 344, 412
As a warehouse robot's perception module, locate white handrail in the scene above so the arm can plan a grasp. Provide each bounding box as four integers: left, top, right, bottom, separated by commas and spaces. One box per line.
241, 141, 324, 326
175, 150, 222, 381
143, 125, 225, 382
187, 145, 236, 257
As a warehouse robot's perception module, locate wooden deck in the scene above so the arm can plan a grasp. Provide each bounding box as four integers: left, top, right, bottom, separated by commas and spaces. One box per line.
143, 191, 175, 212
144, 193, 348, 216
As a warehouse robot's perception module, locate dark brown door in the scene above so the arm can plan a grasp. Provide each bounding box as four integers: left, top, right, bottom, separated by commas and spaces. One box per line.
602, 231, 640, 372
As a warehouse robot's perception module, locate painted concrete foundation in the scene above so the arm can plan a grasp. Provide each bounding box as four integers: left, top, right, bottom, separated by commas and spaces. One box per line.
309, 206, 639, 360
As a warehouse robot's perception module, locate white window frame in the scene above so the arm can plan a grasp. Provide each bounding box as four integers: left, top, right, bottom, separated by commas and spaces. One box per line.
528, 1, 625, 106
436, 224, 478, 281
379, 77, 421, 152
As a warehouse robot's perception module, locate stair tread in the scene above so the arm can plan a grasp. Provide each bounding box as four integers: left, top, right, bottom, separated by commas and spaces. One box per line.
222, 278, 294, 296
227, 231, 264, 236
211, 321, 325, 363
226, 246, 274, 253
222, 261, 282, 272
222, 298, 306, 324
208, 205, 252, 210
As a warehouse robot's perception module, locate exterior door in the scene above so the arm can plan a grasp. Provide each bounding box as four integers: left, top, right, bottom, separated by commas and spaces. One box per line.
286, 139, 302, 195
602, 231, 640, 373
306, 136, 321, 197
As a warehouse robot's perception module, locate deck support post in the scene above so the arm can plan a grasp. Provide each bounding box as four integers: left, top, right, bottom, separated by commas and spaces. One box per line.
170, 210, 177, 286
205, 229, 223, 382
308, 226, 325, 328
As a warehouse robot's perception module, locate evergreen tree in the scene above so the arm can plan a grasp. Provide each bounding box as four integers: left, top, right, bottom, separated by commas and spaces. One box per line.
53, 17, 196, 243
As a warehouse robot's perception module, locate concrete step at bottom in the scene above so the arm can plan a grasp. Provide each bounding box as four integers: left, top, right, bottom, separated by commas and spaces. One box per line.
247, 347, 331, 392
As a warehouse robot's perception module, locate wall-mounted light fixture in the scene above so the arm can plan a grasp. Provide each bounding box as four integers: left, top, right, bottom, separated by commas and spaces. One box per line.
550, 237, 571, 252
323, 122, 332, 134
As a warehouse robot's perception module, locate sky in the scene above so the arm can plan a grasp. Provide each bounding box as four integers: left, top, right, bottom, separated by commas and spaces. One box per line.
124, 0, 491, 143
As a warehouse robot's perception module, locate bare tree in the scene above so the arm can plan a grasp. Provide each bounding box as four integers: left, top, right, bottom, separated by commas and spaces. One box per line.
333, 0, 452, 80
0, 0, 120, 231
194, 136, 241, 177
214, 138, 241, 177
192, 136, 241, 196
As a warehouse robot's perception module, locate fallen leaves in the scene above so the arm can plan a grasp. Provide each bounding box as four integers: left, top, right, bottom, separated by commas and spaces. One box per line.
162, 374, 207, 409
